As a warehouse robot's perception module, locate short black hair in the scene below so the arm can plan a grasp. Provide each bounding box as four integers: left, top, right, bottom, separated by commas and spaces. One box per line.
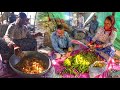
57, 24, 64, 30
19, 12, 27, 19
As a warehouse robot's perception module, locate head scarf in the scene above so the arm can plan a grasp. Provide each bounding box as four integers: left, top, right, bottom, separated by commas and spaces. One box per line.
104, 15, 117, 36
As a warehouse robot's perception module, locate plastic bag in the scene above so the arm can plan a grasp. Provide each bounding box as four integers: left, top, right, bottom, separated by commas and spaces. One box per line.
89, 61, 107, 78
43, 66, 56, 78
107, 58, 120, 78
111, 71, 120, 78
94, 58, 116, 78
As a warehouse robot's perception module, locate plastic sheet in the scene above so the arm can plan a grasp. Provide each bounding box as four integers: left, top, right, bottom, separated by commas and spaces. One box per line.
89, 61, 107, 78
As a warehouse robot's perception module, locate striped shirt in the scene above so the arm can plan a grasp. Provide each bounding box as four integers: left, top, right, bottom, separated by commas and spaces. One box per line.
4, 23, 32, 45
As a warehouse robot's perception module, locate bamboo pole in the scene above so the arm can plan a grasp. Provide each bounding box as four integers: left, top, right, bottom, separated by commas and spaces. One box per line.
112, 12, 115, 16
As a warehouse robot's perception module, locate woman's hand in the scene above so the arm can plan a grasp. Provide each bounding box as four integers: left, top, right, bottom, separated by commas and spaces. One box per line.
87, 43, 91, 47
61, 54, 66, 58
89, 44, 95, 50
87, 40, 94, 47
94, 44, 103, 48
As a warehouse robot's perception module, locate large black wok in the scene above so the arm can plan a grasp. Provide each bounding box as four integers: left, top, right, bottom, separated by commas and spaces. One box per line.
9, 51, 51, 78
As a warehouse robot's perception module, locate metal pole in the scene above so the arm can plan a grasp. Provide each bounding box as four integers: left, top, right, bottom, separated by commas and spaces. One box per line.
1, 12, 3, 24
33, 12, 37, 33
30, 15, 31, 24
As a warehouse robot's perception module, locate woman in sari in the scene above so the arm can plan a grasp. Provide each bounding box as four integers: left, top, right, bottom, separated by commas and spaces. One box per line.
87, 15, 117, 61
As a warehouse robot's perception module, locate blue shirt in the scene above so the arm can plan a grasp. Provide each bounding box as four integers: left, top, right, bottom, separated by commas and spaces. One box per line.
51, 31, 72, 54
89, 20, 99, 31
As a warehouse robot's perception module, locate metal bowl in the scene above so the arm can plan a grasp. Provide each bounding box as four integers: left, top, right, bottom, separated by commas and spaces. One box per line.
9, 51, 51, 78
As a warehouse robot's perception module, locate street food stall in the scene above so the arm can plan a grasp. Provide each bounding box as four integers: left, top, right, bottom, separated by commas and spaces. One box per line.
0, 40, 120, 78
0, 12, 120, 78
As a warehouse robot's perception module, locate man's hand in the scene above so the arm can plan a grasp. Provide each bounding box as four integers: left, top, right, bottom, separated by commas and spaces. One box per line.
61, 54, 66, 58
36, 32, 42, 36
33, 32, 43, 38
86, 42, 95, 51
55, 53, 62, 59
13, 44, 22, 56
65, 52, 71, 57
68, 47, 73, 52
8, 42, 14, 49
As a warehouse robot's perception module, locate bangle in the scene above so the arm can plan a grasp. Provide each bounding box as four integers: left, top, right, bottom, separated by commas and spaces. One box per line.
90, 41, 93, 44
95, 45, 100, 48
